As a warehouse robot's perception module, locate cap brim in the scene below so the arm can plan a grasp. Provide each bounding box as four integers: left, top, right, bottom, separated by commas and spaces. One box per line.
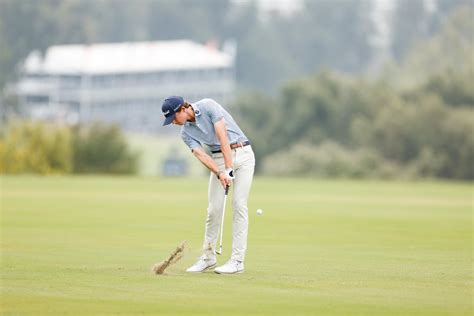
162, 114, 175, 126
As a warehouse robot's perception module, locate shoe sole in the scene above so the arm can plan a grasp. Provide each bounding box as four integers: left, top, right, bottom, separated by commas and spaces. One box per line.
214, 270, 244, 275
186, 263, 217, 273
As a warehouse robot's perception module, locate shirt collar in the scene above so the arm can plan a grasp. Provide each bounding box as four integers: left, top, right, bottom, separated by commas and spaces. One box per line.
192, 103, 202, 117
184, 103, 205, 131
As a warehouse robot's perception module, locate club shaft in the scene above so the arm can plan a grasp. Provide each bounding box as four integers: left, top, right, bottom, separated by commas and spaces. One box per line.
218, 186, 229, 254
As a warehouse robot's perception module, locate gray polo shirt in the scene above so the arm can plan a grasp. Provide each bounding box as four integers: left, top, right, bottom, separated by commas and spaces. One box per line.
181, 98, 249, 152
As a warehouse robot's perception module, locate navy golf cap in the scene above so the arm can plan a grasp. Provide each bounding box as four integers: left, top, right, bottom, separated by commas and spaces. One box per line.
162, 96, 184, 126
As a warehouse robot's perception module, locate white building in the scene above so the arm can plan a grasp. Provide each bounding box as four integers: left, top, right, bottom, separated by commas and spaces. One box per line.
14, 40, 236, 133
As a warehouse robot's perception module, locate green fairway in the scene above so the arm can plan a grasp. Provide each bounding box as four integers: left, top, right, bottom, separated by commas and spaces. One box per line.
1, 176, 472, 315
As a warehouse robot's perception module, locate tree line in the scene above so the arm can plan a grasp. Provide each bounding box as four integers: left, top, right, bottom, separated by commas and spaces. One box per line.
0, 0, 469, 93
232, 6, 473, 179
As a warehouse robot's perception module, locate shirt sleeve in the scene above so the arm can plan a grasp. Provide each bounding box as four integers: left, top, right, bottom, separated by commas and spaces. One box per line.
203, 99, 224, 124
181, 131, 201, 152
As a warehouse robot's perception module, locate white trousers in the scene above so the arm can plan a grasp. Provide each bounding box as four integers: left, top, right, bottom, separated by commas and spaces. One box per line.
202, 145, 255, 262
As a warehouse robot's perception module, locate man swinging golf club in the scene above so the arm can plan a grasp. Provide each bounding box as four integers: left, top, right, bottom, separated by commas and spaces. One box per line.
161, 96, 255, 274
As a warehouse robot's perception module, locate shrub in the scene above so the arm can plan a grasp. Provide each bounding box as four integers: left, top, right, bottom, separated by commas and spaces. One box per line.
0, 120, 139, 175
71, 122, 138, 174
0, 120, 72, 174
262, 141, 401, 178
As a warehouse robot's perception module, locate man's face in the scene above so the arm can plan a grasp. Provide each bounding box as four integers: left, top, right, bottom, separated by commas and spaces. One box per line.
172, 107, 187, 125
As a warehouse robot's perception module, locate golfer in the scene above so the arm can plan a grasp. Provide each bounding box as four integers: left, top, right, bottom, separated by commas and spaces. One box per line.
161, 96, 255, 274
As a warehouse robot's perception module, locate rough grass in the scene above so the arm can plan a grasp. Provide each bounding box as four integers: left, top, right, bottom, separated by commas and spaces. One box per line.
1, 176, 472, 315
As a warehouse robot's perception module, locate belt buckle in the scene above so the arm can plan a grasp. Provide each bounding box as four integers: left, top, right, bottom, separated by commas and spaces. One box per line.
231, 142, 245, 150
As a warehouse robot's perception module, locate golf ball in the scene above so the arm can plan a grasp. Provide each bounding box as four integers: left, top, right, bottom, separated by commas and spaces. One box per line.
257, 209, 263, 215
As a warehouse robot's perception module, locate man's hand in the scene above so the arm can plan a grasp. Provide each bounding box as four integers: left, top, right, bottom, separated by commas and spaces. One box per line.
217, 169, 233, 188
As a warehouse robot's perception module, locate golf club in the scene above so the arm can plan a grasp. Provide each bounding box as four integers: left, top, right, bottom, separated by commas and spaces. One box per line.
216, 185, 229, 255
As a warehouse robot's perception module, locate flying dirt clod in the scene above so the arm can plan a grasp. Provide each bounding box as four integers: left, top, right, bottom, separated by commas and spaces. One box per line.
152, 241, 187, 275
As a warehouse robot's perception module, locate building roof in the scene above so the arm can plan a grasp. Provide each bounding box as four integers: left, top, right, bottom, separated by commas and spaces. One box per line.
23, 40, 234, 75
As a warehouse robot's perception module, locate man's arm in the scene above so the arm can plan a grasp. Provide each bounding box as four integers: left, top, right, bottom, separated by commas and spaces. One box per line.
192, 147, 231, 188
192, 147, 221, 176
214, 118, 233, 170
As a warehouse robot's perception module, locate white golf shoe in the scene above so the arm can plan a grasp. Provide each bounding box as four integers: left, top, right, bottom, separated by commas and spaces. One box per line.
214, 259, 244, 274
186, 256, 217, 273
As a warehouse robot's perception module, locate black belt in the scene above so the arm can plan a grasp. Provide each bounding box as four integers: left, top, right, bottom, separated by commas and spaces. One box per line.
211, 140, 251, 154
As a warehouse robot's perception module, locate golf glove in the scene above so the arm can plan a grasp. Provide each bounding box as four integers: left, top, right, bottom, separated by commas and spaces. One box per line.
225, 168, 235, 180
216, 168, 234, 180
